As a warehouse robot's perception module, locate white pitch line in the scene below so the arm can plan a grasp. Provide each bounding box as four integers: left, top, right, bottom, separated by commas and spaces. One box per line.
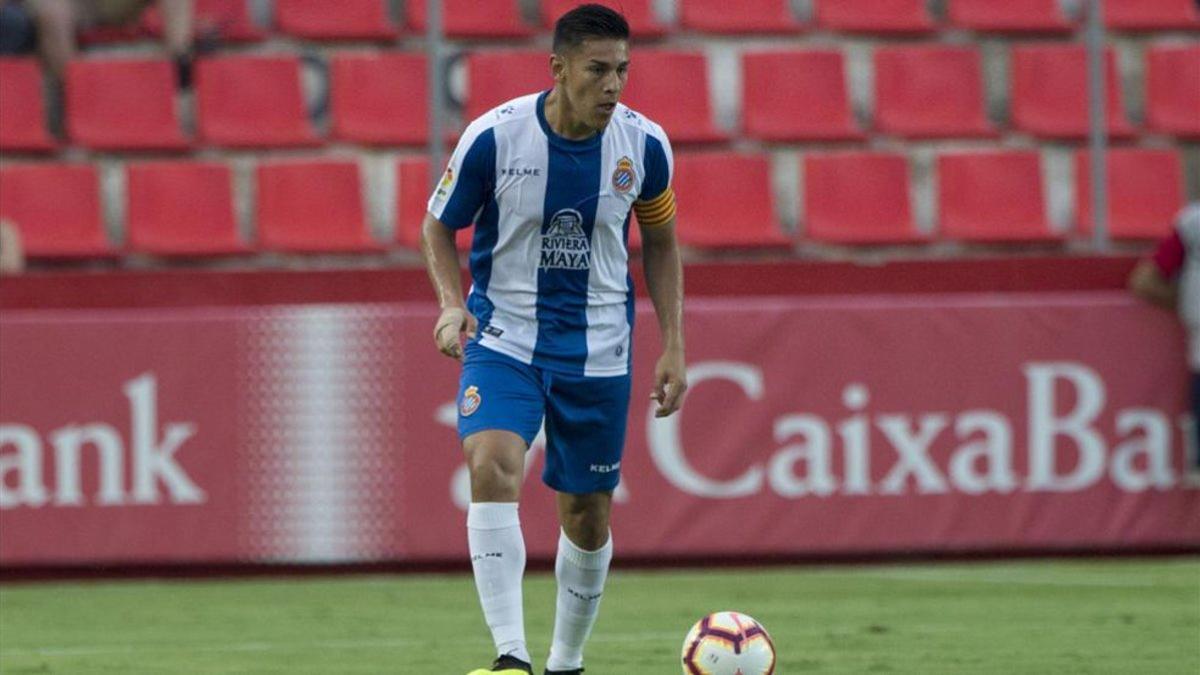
0, 631, 684, 660
854, 570, 1195, 589
639, 565, 1198, 589
1, 626, 987, 661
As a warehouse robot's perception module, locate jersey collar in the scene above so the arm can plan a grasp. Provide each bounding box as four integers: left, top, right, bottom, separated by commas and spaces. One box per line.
536, 90, 604, 153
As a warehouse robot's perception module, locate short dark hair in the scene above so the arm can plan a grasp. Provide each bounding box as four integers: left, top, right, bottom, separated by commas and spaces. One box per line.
552, 4, 630, 55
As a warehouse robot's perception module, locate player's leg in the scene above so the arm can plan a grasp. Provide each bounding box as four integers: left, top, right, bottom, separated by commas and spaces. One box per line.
557, 490, 612, 551
156, 0, 192, 56
156, 0, 194, 86
541, 371, 630, 674
459, 347, 546, 674
546, 490, 613, 674
465, 431, 534, 672
28, 0, 77, 81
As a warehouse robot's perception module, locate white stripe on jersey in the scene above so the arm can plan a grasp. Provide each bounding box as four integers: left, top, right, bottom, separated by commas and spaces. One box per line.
584, 116, 645, 376
475, 96, 549, 365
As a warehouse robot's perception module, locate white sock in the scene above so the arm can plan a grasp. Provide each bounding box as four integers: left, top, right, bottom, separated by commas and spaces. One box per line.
546, 529, 613, 671
468, 502, 529, 664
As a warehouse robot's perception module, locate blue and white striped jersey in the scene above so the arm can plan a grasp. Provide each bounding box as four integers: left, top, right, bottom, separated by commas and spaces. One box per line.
428, 91, 674, 377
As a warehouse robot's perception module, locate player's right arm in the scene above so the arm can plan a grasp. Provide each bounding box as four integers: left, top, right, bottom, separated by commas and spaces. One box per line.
420, 212, 475, 360
419, 125, 497, 359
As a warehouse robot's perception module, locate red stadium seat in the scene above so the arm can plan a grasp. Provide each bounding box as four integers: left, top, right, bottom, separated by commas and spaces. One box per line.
542, 0, 666, 37
1105, 0, 1200, 30
741, 50, 861, 141
126, 161, 248, 255
803, 153, 921, 244
0, 164, 110, 257
0, 58, 55, 152
621, 51, 726, 143
669, 152, 789, 249
1146, 45, 1200, 138
275, 0, 397, 40
65, 58, 188, 151
395, 158, 471, 251
946, 0, 1074, 32
1075, 149, 1184, 240
465, 51, 550, 122
196, 55, 318, 148
680, 0, 803, 34
256, 160, 381, 253
937, 151, 1054, 242
331, 52, 427, 145
406, 0, 532, 38
396, 157, 430, 250
1010, 45, 1134, 139
815, 0, 936, 33
144, 0, 264, 42
873, 45, 995, 138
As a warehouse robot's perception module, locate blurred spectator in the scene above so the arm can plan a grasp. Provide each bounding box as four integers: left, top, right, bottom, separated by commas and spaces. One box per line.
1129, 202, 1200, 482
0, 218, 24, 274
0, 0, 194, 85
0, 1, 37, 53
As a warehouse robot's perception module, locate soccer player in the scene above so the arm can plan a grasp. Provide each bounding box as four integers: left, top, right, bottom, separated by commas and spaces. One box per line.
418, 5, 686, 674
1129, 202, 1200, 483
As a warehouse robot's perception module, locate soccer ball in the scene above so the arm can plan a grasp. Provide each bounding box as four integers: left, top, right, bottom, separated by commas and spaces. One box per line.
680, 611, 776, 674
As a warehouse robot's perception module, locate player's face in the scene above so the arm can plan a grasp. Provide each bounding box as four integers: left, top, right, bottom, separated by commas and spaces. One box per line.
555, 38, 630, 130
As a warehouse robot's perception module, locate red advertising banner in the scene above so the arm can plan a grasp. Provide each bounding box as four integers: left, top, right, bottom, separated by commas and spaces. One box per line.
1, 292, 1197, 566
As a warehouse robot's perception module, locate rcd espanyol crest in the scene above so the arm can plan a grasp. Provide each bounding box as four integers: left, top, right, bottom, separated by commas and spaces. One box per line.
460, 385, 481, 417
540, 208, 591, 271
611, 156, 635, 194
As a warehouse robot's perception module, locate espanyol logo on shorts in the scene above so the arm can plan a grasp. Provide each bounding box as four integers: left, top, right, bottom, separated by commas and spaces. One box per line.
611, 156, 636, 194
540, 208, 591, 271
461, 385, 481, 417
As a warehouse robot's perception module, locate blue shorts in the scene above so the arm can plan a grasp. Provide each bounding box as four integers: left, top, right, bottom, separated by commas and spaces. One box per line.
457, 343, 631, 494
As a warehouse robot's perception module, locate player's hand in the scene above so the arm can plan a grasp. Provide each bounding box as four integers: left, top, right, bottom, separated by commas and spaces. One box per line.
651, 348, 687, 418
433, 307, 476, 360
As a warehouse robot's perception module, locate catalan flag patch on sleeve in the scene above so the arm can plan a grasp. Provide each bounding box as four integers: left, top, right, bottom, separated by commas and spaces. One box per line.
633, 187, 676, 227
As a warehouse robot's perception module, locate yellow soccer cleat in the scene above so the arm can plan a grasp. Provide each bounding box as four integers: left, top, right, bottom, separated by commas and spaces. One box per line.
467, 654, 533, 675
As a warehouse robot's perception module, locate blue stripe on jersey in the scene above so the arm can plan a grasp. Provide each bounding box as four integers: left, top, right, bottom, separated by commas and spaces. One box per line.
441, 128, 496, 230
467, 194, 501, 333
533, 94, 603, 376
454, 128, 498, 330
622, 211, 635, 372
641, 133, 670, 202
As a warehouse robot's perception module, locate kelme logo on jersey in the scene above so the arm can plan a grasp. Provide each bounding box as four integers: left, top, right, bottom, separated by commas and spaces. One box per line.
460, 385, 481, 417
612, 156, 636, 194
540, 208, 591, 271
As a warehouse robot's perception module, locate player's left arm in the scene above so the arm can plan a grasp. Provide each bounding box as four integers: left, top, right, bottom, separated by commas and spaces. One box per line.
1129, 259, 1178, 310
1130, 228, 1184, 310
637, 199, 686, 418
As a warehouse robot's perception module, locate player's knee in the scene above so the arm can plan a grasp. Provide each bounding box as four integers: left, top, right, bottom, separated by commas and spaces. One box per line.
32, 0, 72, 26
468, 457, 520, 494
463, 436, 525, 500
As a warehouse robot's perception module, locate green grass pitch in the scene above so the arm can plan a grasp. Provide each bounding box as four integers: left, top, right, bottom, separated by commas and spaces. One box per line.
1, 558, 1197, 674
